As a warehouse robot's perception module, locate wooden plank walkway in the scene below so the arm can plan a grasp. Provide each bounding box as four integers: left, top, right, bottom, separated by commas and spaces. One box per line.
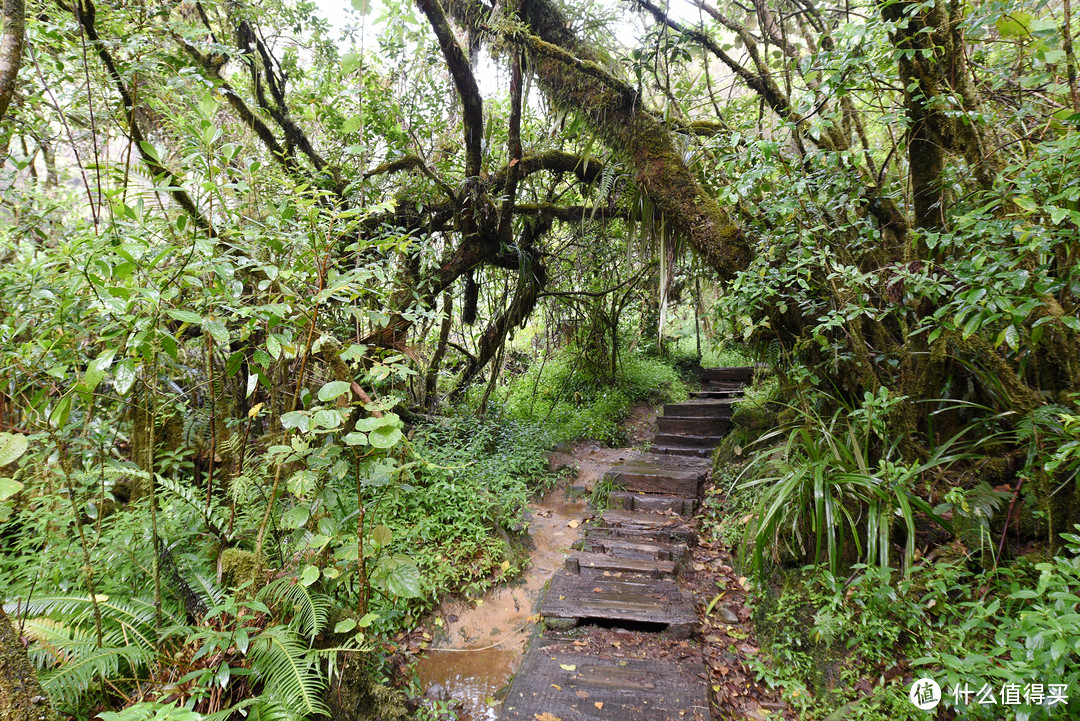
500, 367, 751, 720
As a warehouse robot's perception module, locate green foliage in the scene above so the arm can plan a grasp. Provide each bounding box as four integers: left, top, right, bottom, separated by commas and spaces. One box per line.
498, 347, 687, 445
741, 392, 959, 576
748, 537, 1080, 719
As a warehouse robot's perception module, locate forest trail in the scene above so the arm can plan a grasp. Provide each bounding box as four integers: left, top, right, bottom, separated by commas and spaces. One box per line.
494, 367, 753, 721
414, 443, 645, 718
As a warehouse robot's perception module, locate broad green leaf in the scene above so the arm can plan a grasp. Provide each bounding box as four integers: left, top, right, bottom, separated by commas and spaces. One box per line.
371, 525, 392, 547
996, 11, 1031, 38
287, 469, 318, 497
50, 395, 72, 428
299, 565, 320, 587
343, 432, 368, 446
280, 411, 311, 432
113, 359, 137, 396
202, 318, 230, 344
350, 0, 371, 14
368, 425, 403, 449
313, 408, 343, 429
358, 612, 379, 628
167, 309, 203, 324
318, 381, 352, 402
342, 116, 363, 134
0, 478, 24, 501
385, 560, 422, 598
281, 505, 310, 530
334, 618, 357, 634
0, 434, 29, 467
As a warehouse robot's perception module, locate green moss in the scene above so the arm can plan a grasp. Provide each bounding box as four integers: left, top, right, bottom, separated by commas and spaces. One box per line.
0, 608, 57, 721
326, 655, 409, 721
219, 548, 259, 589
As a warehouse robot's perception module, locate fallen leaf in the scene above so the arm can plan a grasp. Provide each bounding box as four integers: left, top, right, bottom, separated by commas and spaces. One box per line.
717, 665, 729, 676
693, 562, 706, 571
567, 520, 580, 528
594, 702, 604, 710
559, 663, 577, 671
704, 635, 724, 643
551, 684, 562, 691
611, 641, 621, 648
535, 714, 561, 721
501, 560, 511, 572
592, 587, 603, 593
575, 690, 590, 699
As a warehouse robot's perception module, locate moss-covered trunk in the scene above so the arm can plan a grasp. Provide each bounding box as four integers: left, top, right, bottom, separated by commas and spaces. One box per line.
0, 607, 56, 721
504, 0, 751, 280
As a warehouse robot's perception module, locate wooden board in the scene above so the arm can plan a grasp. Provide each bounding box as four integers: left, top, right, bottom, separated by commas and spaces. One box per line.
566, 552, 676, 578
607, 492, 695, 516
500, 640, 711, 721
541, 570, 697, 638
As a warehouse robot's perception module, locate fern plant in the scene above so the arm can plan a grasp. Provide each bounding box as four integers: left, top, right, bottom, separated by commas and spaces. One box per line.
11, 577, 360, 719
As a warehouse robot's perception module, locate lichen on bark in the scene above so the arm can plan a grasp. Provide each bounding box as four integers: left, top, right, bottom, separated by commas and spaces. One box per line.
0, 607, 56, 721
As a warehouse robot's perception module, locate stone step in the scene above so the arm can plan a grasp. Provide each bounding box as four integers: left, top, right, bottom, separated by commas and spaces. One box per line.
603, 464, 705, 497
608, 491, 695, 516
565, 552, 676, 578
663, 400, 737, 417
689, 389, 743, 400
500, 638, 711, 721
540, 570, 697, 638
579, 534, 688, 562
631, 453, 712, 471
656, 416, 730, 435
600, 509, 696, 545
653, 433, 726, 449
650, 445, 713, 458
702, 366, 753, 382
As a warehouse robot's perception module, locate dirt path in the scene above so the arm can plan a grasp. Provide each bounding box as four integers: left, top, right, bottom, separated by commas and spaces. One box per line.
413, 429, 653, 720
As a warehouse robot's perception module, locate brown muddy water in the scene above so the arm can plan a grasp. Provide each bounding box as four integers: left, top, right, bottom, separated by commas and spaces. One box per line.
414, 444, 639, 720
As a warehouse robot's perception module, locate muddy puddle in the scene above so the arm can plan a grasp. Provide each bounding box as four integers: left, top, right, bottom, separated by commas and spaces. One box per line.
415, 442, 642, 720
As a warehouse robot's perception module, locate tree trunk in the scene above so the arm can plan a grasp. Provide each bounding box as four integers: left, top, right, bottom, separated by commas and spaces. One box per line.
497, 0, 751, 280
0, 607, 56, 721
0, 0, 24, 124
424, 291, 454, 408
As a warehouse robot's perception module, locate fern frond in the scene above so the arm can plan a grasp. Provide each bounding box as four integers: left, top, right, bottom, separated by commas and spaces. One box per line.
156, 474, 233, 540
40, 643, 151, 708
257, 579, 330, 641
10, 595, 159, 651
248, 625, 328, 718
22, 617, 101, 667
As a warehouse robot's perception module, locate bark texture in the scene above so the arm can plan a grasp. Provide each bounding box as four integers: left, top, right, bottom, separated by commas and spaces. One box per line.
0, 607, 56, 721
0, 0, 25, 124
503, 0, 751, 279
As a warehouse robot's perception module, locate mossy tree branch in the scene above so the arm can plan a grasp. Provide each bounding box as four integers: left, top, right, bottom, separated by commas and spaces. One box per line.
416, 0, 484, 178
0, 0, 24, 125
504, 0, 750, 279
68, 0, 218, 238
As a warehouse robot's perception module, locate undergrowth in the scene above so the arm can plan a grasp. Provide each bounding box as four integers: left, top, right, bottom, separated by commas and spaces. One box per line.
494, 347, 689, 445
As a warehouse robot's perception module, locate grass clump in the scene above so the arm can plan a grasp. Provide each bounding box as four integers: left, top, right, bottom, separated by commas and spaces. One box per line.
496, 347, 688, 446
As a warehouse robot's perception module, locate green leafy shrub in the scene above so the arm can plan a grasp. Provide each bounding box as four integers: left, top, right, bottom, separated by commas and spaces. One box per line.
498, 347, 688, 445
741, 392, 956, 576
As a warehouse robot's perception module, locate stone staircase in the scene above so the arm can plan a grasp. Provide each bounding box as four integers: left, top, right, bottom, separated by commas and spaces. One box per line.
499, 367, 751, 721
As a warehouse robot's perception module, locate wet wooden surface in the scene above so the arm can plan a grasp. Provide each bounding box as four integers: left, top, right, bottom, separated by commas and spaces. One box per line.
500, 636, 711, 721
500, 371, 748, 721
